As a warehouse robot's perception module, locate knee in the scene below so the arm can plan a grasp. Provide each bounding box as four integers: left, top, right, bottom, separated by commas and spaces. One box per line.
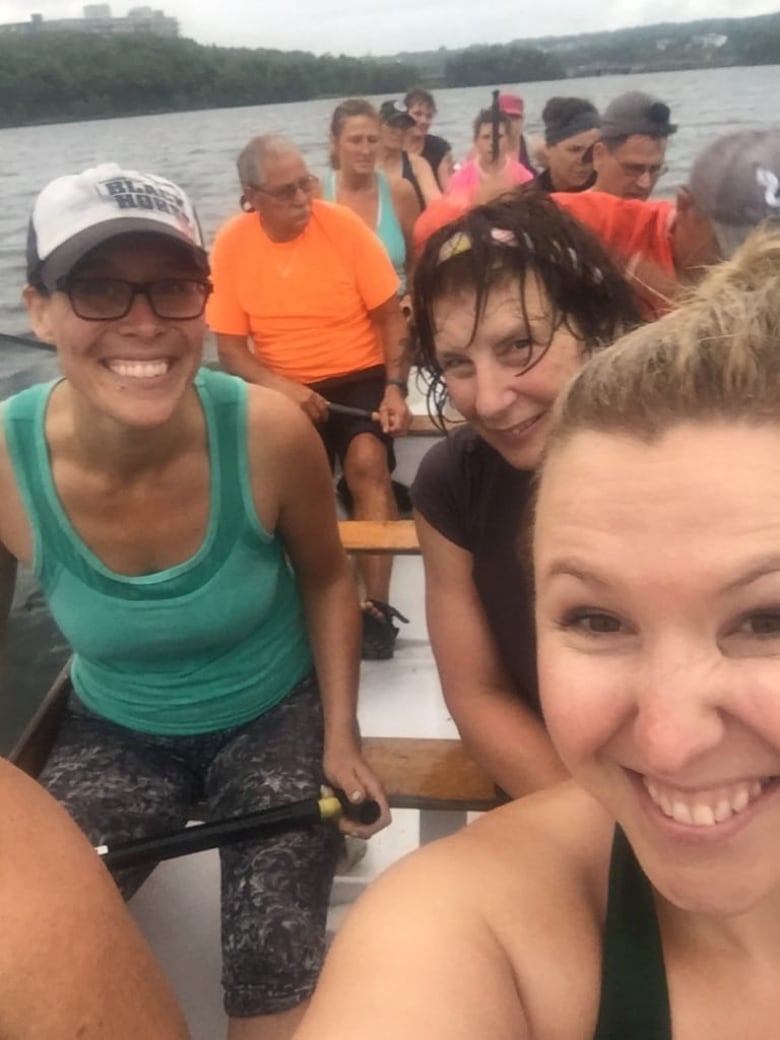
343, 435, 390, 491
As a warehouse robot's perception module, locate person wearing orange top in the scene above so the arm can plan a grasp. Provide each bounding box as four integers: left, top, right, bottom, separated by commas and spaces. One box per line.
414, 129, 780, 321
208, 135, 412, 660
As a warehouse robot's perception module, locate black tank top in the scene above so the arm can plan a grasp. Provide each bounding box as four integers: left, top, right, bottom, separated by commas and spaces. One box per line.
401, 150, 426, 211
593, 827, 671, 1039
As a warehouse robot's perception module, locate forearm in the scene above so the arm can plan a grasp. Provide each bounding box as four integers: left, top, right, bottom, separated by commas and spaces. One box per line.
299, 566, 362, 747
372, 306, 411, 384
446, 684, 568, 798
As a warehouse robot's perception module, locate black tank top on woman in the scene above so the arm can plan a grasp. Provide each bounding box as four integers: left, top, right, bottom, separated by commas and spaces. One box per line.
593, 827, 671, 1039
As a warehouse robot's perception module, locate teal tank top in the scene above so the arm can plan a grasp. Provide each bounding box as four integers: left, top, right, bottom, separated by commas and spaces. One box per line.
323, 169, 407, 293
3, 368, 313, 736
592, 827, 671, 1039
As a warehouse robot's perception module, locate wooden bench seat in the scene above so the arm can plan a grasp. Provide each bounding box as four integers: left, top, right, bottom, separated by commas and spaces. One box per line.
361, 736, 501, 845
338, 519, 420, 555
362, 736, 500, 813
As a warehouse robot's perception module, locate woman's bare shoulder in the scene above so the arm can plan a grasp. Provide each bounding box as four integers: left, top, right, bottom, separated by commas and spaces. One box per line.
297, 783, 612, 1039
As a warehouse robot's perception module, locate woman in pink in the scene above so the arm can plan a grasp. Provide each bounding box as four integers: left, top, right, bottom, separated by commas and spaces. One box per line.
448, 108, 533, 204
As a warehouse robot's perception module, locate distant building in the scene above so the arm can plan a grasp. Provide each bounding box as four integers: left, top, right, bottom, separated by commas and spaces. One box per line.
0, 5, 179, 37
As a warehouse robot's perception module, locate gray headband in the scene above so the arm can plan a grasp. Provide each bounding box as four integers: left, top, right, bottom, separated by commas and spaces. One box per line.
545, 111, 601, 147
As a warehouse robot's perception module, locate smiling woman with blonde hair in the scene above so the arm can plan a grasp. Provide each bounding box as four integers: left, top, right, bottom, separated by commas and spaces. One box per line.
295, 229, 780, 1040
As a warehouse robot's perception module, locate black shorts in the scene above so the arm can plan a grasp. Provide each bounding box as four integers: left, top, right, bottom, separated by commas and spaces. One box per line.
309, 365, 396, 473
39, 674, 340, 1018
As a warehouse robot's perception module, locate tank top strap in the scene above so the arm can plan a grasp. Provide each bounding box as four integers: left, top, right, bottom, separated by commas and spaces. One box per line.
194, 367, 256, 560
592, 827, 672, 1040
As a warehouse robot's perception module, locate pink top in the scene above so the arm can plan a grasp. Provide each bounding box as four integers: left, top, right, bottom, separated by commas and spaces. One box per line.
447, 157, 533, 202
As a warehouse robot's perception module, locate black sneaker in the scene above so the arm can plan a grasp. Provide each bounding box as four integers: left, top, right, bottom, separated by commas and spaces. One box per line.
361, 600, 409, 660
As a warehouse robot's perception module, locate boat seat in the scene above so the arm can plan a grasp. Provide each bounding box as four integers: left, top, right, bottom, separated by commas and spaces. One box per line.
362, 736, 502, 844
338, 519, 420, 555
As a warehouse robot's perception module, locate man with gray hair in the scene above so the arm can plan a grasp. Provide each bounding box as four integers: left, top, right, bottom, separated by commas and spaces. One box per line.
208, 136, 412, 660
555, 128, 780, 318
592, 90, 677, 200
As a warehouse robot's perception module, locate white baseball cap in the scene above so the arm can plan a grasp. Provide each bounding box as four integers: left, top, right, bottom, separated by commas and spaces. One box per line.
27, 162, 208, 290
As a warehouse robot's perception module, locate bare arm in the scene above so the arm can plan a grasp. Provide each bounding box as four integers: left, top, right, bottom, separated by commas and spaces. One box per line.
217, 333, 329, 424
294, 839, 530, 1040
437, 148, 454, 192
389, 175, 421, 298
0, 758, 189, 1039
368, 294, 412, 435
409, 151, 442, 206
416, 511, 568, 797
249, 391, 390, 834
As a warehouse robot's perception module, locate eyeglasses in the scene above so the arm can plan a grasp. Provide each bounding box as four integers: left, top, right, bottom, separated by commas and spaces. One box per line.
60, 277, 212, 321
617, 161, 668, 180
252, 175, 317, 203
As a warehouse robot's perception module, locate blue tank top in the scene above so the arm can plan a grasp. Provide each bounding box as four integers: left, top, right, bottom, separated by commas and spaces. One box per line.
323, 169, 407, 293
2, 368, 313, 736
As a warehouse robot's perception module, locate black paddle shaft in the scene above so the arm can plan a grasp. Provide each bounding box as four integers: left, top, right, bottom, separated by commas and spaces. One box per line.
97, 792, 381, 871
491, 89, 500, 163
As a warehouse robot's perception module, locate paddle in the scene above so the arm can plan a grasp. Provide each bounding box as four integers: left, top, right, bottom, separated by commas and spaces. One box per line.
490, 88, 500, 164
327, 401, 380, 422
95, 788, 381, 870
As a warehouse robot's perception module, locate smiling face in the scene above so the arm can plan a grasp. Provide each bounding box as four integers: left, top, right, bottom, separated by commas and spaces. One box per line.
546, 128, 601, 191
25, 232, 205, 430
334, 114, 380, 176
534, 423, 780, 915
432, 275, 584, 469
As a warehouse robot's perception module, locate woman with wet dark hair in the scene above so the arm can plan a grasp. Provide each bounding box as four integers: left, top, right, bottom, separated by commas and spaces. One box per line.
408, 190, 638, 797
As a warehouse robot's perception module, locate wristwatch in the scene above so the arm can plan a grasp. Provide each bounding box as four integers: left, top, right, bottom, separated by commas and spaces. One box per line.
386, 377, 409, 398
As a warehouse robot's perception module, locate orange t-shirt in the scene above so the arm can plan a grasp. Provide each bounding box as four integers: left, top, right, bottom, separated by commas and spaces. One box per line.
553, 191, 676, 275
207, 199, 399, 383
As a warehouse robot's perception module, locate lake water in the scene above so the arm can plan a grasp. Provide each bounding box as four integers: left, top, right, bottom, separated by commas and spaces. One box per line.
0, 63, 775, 748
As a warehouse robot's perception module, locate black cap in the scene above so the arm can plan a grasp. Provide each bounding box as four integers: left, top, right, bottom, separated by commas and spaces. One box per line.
380, 100, 416, 129
601, 91, 677, 141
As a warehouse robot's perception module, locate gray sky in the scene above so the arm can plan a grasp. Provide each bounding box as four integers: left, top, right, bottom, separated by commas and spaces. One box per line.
1, 0, 778, 55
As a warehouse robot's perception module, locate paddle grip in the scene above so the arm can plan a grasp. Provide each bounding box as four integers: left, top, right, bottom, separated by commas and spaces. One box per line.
336, 790, 382, 825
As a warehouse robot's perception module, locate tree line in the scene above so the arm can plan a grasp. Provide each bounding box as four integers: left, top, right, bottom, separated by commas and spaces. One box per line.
1, 12, 779, 128
0, 33, 423, 127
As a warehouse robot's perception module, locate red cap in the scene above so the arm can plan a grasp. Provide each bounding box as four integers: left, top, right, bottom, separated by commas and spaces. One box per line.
498, 93, 524, 117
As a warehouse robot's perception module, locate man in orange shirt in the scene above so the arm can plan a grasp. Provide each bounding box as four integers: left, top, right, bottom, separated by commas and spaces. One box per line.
208, 135, 411, 659
591, 91, 677, 201
414, 129, 780, 321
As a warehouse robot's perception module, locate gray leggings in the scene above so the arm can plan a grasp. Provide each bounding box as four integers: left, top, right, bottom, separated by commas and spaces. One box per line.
39, 674, 341, 1017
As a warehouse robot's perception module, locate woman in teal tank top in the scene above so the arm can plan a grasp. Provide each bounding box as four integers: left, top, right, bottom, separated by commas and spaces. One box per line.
325, 98, 420, 298
294, 230, 780, 1038
1, 163, 389, 1040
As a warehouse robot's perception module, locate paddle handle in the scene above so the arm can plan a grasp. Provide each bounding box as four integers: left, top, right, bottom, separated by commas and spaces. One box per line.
326, 401, 381, 423
96, 792, 381, 871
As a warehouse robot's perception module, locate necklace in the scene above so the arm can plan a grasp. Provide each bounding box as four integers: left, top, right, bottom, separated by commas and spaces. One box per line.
271, 237, 301, 279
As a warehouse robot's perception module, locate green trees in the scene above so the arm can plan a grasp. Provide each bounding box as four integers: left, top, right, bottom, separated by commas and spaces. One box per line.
445, 44, 565, 86
0, 33, 421, 127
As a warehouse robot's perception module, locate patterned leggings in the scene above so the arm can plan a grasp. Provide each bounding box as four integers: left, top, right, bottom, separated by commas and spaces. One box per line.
39, 674, 341, 1017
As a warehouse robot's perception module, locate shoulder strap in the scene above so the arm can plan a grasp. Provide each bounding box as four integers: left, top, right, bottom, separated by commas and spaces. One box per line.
592, 827, 672, 1040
